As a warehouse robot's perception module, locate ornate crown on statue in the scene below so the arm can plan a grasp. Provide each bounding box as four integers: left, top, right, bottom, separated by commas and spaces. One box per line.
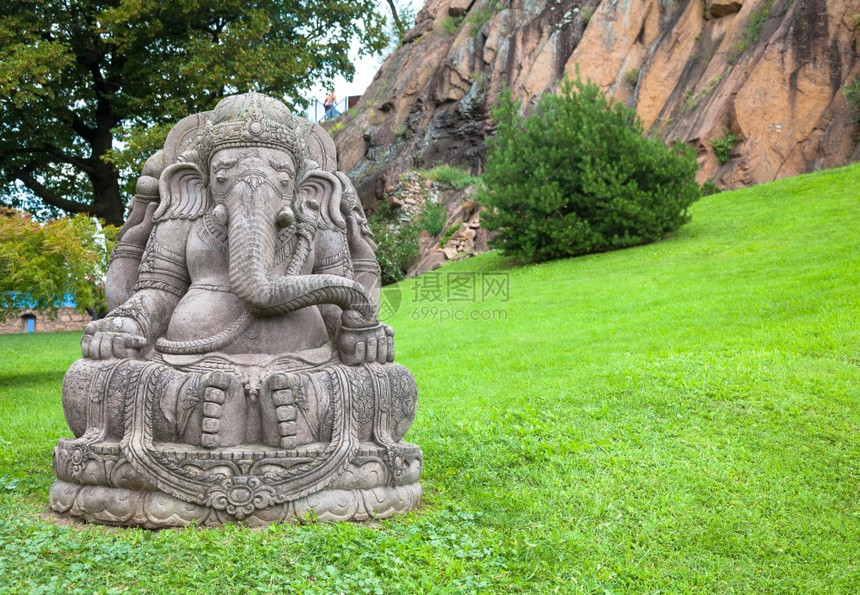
201, 93, 302, 159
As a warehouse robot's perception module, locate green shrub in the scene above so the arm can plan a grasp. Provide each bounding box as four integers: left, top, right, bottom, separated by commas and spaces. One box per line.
711, 129, 741, 165
480, 75, 701, 263
440, 222, 462, 246
681, 74, 725, 112
418, 202, 447, 236
624, 67, 640, 88
418, 165, 481, 190
844, 75, 860, 125
466, 0, 499, 36
440, 15, 465, 35
368, 203, 420, 285
701, 180, 722, 196
728, 0, 774, 63
368, 199, 452, 283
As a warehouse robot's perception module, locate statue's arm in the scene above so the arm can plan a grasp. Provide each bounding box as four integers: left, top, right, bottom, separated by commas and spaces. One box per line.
340, 205, 397, 364
334, 171, 382, 301
82, 219, 190, 359
106, 151, 166, 310
106, 198, 159, 310
312, 205, 394, 365
346, 213, 382, 303
312, 227, 357, 341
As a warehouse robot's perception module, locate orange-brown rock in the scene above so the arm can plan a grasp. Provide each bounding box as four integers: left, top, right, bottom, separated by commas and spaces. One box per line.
331, 0, 860, 208
448, 0, 475, 16
709, 0, 744, 18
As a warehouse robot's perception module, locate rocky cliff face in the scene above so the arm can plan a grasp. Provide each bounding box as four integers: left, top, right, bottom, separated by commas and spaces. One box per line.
331, 0, 860, 207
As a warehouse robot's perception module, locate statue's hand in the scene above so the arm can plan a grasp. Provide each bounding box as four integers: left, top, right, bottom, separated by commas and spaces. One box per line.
81, 317, 147, 360
338, 312, 395, 365
121, 200, 158, 246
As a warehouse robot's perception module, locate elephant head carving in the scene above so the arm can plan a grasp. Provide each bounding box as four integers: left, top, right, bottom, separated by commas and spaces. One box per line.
139, 94, 376, 323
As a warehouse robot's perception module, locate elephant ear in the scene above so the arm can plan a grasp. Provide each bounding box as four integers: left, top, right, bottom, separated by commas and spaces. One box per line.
154, 162, 209, 222
300, 168, 345, 229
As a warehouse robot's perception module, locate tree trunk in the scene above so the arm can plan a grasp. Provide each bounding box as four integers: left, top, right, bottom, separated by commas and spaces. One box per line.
90, 160, 125, 227
89, 107, 125, 227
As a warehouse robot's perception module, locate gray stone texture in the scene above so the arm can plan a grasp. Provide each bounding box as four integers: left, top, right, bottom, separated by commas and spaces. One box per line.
51, 93, 422, 527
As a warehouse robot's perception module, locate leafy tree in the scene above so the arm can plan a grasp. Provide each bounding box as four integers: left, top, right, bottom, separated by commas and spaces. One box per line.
481, 76, 701, 263
0, 208, 118, 319
0, 0, 388, 225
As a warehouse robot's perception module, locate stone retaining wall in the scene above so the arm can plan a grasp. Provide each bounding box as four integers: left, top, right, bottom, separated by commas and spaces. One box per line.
0, 307, 91, 334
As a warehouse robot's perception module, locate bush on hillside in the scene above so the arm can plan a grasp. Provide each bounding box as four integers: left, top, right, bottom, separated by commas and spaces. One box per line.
418, 165, 481, 190
368, 200, 449, 285
711, 129, 741, 164
480, 76, 702, 263
368, 202, 420, 286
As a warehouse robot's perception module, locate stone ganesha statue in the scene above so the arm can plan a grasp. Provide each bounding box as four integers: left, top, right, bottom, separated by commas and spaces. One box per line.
50, 93, 422, 527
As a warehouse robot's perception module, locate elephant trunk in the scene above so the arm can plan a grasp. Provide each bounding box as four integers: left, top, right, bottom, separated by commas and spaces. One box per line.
226, 179, 375, 321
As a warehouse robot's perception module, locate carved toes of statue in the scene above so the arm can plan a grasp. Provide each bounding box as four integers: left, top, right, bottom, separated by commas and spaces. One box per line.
259, 372, 304, 449
198, 371, 245, 448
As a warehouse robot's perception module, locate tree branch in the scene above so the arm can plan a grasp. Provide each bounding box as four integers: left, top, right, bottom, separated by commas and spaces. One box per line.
14, 168, 91, 215
70, 114, 97, 144
0, 147, 95, 176
386, 0, 406, 38
49, 151, 95, 173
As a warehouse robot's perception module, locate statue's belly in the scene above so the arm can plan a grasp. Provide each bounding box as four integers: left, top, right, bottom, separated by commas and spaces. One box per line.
164, 223, 329, 355
229, 306, 330, 354
164, 288, 330, 355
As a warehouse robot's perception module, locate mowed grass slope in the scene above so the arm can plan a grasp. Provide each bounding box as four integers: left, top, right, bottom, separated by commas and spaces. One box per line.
0, 164, 858, 593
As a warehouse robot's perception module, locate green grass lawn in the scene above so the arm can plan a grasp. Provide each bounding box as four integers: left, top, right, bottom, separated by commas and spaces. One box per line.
1, 164, 858, 593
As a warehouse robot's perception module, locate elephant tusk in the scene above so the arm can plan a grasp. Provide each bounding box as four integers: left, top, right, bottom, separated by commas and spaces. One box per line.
276, 207, 295, 229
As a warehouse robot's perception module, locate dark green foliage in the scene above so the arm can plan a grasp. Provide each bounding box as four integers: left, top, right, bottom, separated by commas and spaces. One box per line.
368, 203, 419, 285
624, 67, 640, 88
701, 180, 722, 196
419, 202, 447, 236
844, 75, 860, 126
480, 76, 701, 263
0, 1, 388, 224
369, 200, 451, 284
712, 129, 741, 165
440, 222, 462, 246
440, 14, 465, 34
418, 165, 481, 190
